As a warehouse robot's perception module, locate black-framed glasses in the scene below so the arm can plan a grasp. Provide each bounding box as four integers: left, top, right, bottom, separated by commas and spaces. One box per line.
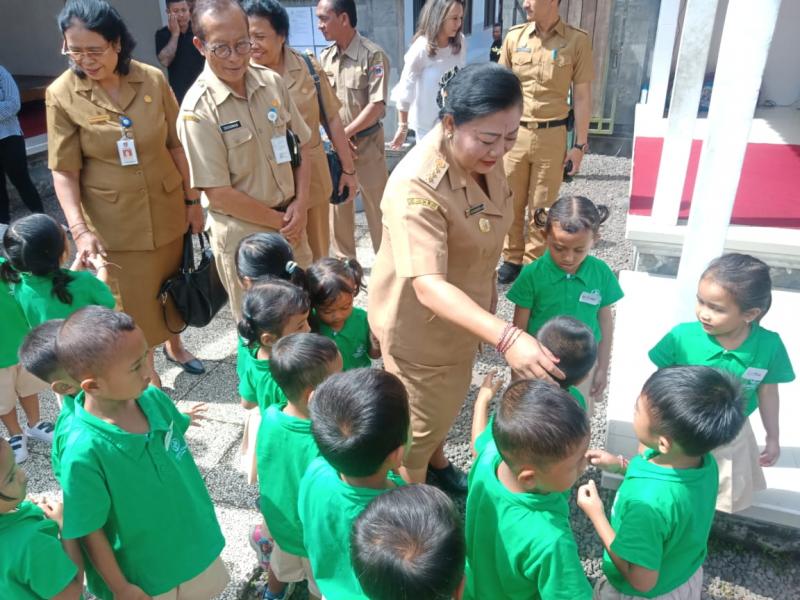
203, 39, 253, 58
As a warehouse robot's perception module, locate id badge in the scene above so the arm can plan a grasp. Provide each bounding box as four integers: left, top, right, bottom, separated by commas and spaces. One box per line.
271, 135, 291, 164
579, 290, 602, 305
117, 137, 139, 166
742, 367, 768, 384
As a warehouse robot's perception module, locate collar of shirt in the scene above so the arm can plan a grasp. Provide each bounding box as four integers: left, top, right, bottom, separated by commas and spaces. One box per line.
334, 31, 363, 61
72, 60, 145, 114
529, 17, 566, 41
281, 46, 306, 90
539, 249, 589, 285
199, 62, 265, 104
626, 448, 715, 484
693, 321, 760, 365
72, 389, 174, 456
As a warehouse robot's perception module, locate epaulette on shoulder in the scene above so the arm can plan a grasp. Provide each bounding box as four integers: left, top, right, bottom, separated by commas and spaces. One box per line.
180, 81, 207, 112
507, 23, 527, 32
566, 23, 590, 36
418, 154, 449, 190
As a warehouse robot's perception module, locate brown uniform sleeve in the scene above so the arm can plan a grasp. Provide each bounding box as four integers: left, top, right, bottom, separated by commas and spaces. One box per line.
45, 86, 83, 171
176, 105, 232, 189
366, 49, 389, 105
572, 32, 594, 85
283, 78, 312, 145
498, 30, 514, 68
312, 55, 342, 122
390, 179, 448, 278
159, 71, 182, 150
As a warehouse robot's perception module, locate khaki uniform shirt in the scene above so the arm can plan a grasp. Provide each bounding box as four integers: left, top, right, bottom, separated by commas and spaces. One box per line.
320, 33, 390, 127
177, 63, 311, 210
500, 19, 593, 121
282, 46, 341, 149
368, 125, 513, 365
46, 61, 186, 252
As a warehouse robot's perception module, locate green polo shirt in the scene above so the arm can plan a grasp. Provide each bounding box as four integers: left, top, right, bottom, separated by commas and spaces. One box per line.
257, 405, 319, 556
298, 457, 406, 599
0, 501, 78, 599
13, 269, 115, 326
317, 307, 372, 370
604, 448, 718, 597
464, 432, 591, 600
51, 393, 76, 482
237, 342, 287, 411
568, 386, 586, 410
59, 387, 224, 600
649, 321, 794, 415
0, 258, 29, 368
507, 251, 624, 341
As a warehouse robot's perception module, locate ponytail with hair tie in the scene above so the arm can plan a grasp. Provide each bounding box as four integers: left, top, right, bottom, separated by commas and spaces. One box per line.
285, 260, 298, 275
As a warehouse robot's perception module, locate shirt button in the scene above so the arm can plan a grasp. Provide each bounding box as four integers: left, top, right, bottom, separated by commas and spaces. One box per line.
136, 170, 143, 176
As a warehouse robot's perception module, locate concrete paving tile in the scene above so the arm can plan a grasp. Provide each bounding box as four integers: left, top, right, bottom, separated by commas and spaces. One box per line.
185, 418, 242, 473
176, 361, 244, 423
215, 504, 263, 600
203, 444, 260, 511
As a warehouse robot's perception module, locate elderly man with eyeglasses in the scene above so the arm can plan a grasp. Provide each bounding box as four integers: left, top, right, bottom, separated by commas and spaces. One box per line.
178, 0, 313, 319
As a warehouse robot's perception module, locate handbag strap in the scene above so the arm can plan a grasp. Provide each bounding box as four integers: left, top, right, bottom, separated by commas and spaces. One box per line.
300, 51, 333, 141
181, 229, 195, 272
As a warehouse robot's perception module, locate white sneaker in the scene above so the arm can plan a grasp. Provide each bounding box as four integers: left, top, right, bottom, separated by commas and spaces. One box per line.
25, 420, 55, 444
8, 435, 28, 463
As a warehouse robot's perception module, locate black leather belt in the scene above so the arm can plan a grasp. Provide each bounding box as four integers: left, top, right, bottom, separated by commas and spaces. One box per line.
353, 121, 382, 139
521, 117, 569, 130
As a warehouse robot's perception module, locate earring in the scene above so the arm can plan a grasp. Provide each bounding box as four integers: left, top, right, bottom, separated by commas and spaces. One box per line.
446, 131, 454, 140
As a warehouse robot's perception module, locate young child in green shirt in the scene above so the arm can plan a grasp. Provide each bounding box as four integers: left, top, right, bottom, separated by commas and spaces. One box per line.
466, 377, 592, 600
536, 316, 598, 412
578, 366, 745, 598
54, 306, 226, 600
2, 213, 115, 327
0, 436, 84, 599
351, 484, 467, 600
507, 196, 623, 414
256, 333, 342, 600
308, 257, 381, 370
0, 253, 50, 464
298, 369, 410, 600
649, 253, 794, 513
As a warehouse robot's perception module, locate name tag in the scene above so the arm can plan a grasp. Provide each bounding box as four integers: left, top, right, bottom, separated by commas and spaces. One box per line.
465, 203, 485, 217
516, 46, 531, 53
220, 120, 241, 132
88, 114, 110, 124
579, 290, 602, 306
742, 367, 768, 384
116, 137, 139, 166
271, 135, 291, 164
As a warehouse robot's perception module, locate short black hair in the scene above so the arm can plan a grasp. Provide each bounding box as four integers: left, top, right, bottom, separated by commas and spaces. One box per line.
307, 257, 364, 327
311, 369, 409, 477
493, 380, 589, 469
327, 0, 357, 27
533, 195, 610, 235
438, 63, 522, 126
701, 253, 772, 319
58, 0, 136, 77
56, 306, 137, 380
235, 232, 307, 289
18, 320, 65, 383
536, 316, 597, 389
242, 0, 290, 38
237, 280, 310, 348
166, 0, 190, 5
192, 0, 247, 40
642, 366, 745, 456
352, 484, 465, 600
270, 333, 339, 401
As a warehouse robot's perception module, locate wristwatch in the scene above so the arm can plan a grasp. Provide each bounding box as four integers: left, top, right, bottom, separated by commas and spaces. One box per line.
573, 142, 589, 153
184, 198, 201, 206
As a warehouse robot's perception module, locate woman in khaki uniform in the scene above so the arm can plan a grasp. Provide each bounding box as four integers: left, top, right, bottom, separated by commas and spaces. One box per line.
47, 0, 204, 383
369, 64, 564, 490
245, 0, 357, 260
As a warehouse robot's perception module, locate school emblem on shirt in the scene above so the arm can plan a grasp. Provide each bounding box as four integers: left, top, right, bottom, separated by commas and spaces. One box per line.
479, 218, 491, 233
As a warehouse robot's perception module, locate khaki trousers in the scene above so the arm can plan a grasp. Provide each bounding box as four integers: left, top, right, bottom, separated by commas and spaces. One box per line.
713, 420, 766, 513
502, 124, 567, 264
207, 211, 312, 322
593, 567, 703, 600
330, 128, 387, 259
152, 557, 230, 600
306, 143, 334, 260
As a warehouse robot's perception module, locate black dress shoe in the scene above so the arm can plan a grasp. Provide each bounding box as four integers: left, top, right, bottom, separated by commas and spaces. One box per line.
163, 347, 206, 375
428, 463, 468, 495
497, 261, 522, 284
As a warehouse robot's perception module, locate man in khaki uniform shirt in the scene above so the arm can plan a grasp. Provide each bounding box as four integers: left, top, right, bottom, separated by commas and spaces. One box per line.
497, 0, 593, 283
317, 0, 390, 260
177, 0, 312, 318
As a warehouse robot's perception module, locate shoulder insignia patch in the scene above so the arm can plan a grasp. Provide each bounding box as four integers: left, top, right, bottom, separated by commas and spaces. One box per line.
407, 197, 440, 210
181, 81, 207, 111
421, 156, 449, 189
181, 113, 200, 122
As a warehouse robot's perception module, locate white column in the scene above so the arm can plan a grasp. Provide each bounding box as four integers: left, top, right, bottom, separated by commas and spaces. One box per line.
650, 0, 719, 226
645, 0, 682, 116
674, 0, 783, 320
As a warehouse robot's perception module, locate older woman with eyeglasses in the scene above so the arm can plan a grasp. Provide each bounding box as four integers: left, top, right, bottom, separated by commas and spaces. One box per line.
46, 0, 205, 385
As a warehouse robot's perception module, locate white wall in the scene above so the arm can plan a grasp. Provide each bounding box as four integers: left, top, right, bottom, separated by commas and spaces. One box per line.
760, 0, 800, 106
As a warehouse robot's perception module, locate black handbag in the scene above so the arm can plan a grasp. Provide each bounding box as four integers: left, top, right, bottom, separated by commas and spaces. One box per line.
158, 231, 228, 334
300, 52, 349, 205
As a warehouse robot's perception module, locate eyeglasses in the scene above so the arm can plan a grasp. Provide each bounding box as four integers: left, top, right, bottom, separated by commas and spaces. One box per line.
61, 43, 113, 60
203, 40, 254, 58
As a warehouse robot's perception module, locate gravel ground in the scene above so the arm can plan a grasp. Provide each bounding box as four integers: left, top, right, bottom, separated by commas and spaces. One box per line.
8, 153, 800, 599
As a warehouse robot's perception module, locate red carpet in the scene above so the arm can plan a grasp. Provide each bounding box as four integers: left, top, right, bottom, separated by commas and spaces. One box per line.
629, 137, 800, 228
19, 100, 47, 138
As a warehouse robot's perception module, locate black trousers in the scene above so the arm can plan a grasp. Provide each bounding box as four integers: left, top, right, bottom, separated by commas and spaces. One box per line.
0, 134, 44, 224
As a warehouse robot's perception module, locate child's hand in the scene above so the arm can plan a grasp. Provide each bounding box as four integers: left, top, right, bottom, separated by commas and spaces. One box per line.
480, 369, 504, 397
586, 449, 627, 474
590, 369, 608, 399
183, 403, 208, 427
36, 498, 65, 529
759, 438, 780, 467
577, 479, 605, 518
85, 253, 107, 272
69, 249, 89, 272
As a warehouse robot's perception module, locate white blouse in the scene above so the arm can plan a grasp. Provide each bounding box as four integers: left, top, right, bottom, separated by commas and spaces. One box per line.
390, 35, 467, 139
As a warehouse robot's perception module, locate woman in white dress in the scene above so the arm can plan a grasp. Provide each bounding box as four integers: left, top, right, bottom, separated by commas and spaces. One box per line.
389, 0, 467, 148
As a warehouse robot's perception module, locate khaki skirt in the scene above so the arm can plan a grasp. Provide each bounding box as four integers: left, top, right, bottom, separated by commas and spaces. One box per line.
712, 420, 767, 513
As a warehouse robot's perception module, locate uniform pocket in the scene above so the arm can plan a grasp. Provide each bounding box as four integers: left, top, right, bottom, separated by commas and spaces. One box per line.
540, 53, 573, 87
85, 186, 119, 204
223, 127, 254, 149
512, 51, 533, 66
162, 170, 183, 193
